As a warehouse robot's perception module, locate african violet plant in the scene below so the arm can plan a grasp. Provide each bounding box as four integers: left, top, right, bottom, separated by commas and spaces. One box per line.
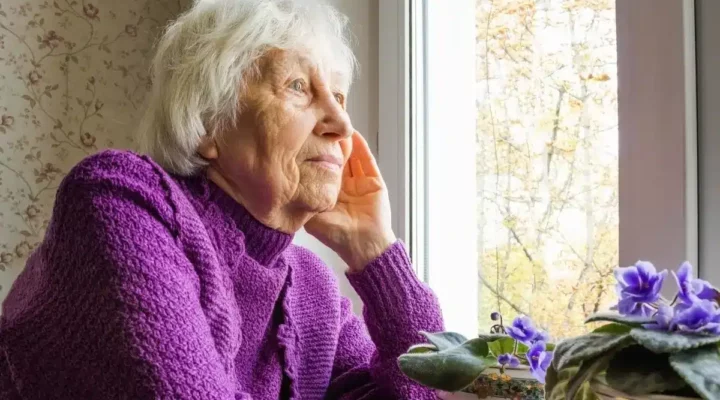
546, 261, 720, 400
397, 312, 554, 393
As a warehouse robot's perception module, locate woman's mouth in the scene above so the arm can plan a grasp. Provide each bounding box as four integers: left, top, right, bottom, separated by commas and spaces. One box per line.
307, 154, 343, 172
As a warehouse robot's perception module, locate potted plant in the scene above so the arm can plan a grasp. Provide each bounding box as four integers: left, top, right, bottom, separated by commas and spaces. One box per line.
398, 313, 554, 399
546, 261, 720, 400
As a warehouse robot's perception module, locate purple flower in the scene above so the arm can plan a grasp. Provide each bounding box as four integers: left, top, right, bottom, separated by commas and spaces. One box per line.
497, 353, 520, 368
644, 304, 675, 331
614, 296, 655, 317
613, 261, 667, 316
506, 316, 538, 344
533, 330, 550, 343
506, 315, 548, 345
672, 299, 720, 335
673, 262, 719, 310
526, 341, 553, 384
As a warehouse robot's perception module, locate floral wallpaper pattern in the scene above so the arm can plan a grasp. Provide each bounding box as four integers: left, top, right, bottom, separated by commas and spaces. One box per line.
0, 0, 190, 303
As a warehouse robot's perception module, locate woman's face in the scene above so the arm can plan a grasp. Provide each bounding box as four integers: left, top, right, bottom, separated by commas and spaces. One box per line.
199, 49, 354, 230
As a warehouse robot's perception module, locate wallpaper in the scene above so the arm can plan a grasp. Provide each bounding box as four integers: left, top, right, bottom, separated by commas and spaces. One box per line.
0, 0, 191, 303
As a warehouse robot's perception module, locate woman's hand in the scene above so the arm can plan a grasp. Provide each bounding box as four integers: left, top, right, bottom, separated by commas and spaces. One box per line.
305, 132, 396, 272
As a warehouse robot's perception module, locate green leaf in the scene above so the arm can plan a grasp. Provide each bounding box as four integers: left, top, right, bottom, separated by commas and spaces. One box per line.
398, 338, 491, 392
670, 345, 720, 400
545, 365, 599, 400
544, 363, 562, 399
553, 333, 634, 371
565, 353, 614, 400
407, 343, 437, 354
476, 333, 510, 342
488, 337, 517, 357
592, 323, 632, 335
606, 345, 688, 395
630, 328, 720, 354
420, 331, 468, 351
585, 311, 654, 326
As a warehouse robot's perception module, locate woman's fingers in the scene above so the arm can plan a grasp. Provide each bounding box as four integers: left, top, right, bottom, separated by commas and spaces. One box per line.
350, 132, 381, 177
350, 157, 365, 177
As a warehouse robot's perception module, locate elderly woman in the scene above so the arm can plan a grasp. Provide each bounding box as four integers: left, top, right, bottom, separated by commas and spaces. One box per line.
0, 0, 444, 399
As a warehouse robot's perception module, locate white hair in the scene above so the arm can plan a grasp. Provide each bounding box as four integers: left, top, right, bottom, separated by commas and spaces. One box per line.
136, 0, 357, 175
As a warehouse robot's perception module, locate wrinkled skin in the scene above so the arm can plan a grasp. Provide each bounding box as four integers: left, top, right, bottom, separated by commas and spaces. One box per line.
198, 49, 395, 271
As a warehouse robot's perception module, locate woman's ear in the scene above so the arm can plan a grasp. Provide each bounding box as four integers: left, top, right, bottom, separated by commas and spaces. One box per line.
197, 134, 219, 160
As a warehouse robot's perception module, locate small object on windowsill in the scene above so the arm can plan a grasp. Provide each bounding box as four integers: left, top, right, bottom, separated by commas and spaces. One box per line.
397, 313, 552, 399
544, 261, 718, 400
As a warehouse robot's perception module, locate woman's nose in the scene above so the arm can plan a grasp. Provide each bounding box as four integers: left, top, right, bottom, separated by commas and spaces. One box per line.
313, 93, 353, 140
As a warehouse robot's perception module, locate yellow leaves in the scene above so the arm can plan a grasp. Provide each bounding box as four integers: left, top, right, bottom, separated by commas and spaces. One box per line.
560, 80, 573, 92
592, 73, 611, 82
581, 73, 612, 82
491, 27, 509, 41
562, 0, 613, 12
502, 216, 518, 231
495, 0, 535, 16
537, 114, 557, 134
569, 98, 584, 112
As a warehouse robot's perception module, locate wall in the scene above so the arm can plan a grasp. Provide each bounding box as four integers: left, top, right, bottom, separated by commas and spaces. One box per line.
0, 0, 380, 311
0, 0, 192, 303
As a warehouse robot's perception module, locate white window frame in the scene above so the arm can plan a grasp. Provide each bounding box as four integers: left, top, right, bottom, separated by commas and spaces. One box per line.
380, 0, 479, 336
378, 0, 701, 334
378, 0, 411, 256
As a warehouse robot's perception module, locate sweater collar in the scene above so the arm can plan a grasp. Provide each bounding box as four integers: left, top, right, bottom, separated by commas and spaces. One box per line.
189, 175, 294, 265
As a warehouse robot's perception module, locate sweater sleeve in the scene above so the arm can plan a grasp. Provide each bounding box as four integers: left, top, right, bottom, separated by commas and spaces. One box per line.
325, 241, 444, 399
0, 152, 237, 400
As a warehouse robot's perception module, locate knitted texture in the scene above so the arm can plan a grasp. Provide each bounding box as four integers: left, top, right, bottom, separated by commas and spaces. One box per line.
0, 150, 444, 400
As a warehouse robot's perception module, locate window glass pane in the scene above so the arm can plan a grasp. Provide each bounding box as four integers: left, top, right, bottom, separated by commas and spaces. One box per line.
475, 0, 618, 339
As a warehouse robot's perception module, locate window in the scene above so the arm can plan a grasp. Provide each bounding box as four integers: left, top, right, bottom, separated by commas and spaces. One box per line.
379, 0, 697, 339
473, 0, 619, 338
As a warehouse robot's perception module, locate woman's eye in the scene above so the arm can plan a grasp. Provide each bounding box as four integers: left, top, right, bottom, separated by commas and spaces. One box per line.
333, 93, 344, 104
290, 79, 305, 92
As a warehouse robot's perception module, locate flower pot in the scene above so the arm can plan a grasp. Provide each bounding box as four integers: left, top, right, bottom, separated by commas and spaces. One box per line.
590, 378, 701, 400
460, 366, 544, 400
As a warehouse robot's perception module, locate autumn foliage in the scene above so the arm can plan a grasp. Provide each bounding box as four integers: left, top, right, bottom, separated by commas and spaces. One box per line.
475, 0, 618, 338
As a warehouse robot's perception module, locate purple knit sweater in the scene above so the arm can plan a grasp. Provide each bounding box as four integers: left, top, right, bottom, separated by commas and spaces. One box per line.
0, 150, 444, 399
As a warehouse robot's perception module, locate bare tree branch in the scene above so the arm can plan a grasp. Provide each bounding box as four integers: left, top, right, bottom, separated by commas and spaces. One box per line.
479, 273, 531, 317
546, 87, 566, 174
